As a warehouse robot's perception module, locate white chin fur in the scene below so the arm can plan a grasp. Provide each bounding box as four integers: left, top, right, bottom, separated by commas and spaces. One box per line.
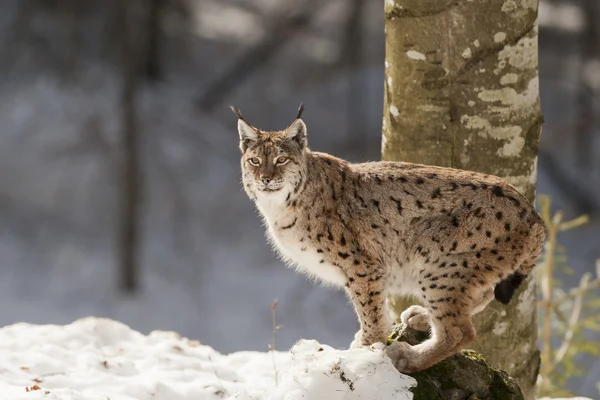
254, 185, 290, 207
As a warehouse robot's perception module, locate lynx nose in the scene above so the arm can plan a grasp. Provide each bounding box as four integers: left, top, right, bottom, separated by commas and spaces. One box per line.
261, 177, 271, 185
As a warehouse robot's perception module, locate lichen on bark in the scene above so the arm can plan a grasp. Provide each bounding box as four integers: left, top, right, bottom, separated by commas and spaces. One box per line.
382, 1, 543, 399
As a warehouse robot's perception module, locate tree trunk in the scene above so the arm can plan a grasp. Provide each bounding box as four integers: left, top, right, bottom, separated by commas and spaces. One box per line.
382, 1, 542, 399
116, 1, 144, 292
144, 0, 162, 82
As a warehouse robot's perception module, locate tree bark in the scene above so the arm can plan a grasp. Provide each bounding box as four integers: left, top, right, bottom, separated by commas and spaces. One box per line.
382, 1, 542, 399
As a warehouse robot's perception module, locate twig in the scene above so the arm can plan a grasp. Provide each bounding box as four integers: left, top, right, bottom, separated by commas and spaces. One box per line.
537, 279, 600, 307
551, 274, 588, 373
540, 198, 559, 380
268, 299, 283, 386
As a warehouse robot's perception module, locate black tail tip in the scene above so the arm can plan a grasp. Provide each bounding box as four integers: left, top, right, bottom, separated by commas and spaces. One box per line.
494, 272, 526, 305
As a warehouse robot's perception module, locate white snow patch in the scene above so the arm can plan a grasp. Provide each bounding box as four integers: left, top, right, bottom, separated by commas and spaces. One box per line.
461, 48, 472, 59
389, 105, 400, 118
0, 318, 417, 400
493, 32, 507, 43
405, 51, 425, 61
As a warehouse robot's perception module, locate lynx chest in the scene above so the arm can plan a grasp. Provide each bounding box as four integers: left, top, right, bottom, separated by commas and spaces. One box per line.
259, 206, 347, 287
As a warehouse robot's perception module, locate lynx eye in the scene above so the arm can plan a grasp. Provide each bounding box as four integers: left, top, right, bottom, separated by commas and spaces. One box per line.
275, 156, 290, 165
247, 157, 261, 166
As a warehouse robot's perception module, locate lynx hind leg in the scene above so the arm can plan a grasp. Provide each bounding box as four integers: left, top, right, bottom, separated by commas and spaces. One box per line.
388, 309, 476, 373
472, 288, 494, 316
388, 252, 505, 372
400, 305, 430, 332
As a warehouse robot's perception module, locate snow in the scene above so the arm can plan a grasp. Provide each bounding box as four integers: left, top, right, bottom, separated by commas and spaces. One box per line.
0, 318, 416, 400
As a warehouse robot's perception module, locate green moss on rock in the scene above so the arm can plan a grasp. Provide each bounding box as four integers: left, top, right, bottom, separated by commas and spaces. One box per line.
388, 324, 524, 400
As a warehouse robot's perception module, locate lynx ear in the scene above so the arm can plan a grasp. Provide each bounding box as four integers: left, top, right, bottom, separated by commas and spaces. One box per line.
285, 118, 307, 146
230, 105, 259, 142
285, 103, 307, 146
237, 119, 259, 141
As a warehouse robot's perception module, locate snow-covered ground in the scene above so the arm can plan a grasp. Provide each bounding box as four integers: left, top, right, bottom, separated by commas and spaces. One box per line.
0, 318, 415, 400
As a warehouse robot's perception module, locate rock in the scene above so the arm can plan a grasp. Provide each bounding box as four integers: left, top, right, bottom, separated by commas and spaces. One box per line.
443, 388, 469, 400
444, 388, 468, 400
388, 324, 524, 400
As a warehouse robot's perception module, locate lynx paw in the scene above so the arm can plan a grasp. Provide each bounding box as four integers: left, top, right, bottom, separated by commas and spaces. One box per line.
400, 305, 430, 332
386, 341, 418, 373
350, 330, 363, 349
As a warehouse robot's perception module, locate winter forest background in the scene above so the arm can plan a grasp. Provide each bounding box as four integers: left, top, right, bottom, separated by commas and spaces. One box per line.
0, 0, 598, 397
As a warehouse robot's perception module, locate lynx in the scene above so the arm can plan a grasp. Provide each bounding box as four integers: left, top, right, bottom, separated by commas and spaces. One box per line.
232, 104, 546, 373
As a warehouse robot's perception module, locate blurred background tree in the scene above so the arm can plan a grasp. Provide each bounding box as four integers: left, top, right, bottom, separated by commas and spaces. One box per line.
0, 0, 597, 397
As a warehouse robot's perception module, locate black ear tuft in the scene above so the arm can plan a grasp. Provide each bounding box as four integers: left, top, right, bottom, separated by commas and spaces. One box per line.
229, 105, 245, 120
296, 102, 305, 120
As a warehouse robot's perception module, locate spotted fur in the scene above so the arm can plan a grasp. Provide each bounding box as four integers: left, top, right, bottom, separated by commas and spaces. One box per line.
233, 106, 547, 373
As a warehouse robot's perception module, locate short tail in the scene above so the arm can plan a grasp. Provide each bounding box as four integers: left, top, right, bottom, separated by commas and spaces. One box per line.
494, 272, 526, 305
494, 218, 547, 305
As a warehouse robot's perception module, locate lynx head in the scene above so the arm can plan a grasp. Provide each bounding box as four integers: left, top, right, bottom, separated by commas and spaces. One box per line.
231, 104, 308, 203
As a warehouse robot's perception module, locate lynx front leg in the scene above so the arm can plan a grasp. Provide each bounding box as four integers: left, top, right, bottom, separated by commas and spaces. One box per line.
346, 271, 390, 348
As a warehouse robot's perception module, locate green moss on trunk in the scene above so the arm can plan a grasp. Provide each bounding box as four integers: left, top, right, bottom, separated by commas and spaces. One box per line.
389, 324, 524, 400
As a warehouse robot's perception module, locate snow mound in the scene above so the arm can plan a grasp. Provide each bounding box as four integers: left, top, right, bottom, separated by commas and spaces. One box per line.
0, 317, 416, 400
